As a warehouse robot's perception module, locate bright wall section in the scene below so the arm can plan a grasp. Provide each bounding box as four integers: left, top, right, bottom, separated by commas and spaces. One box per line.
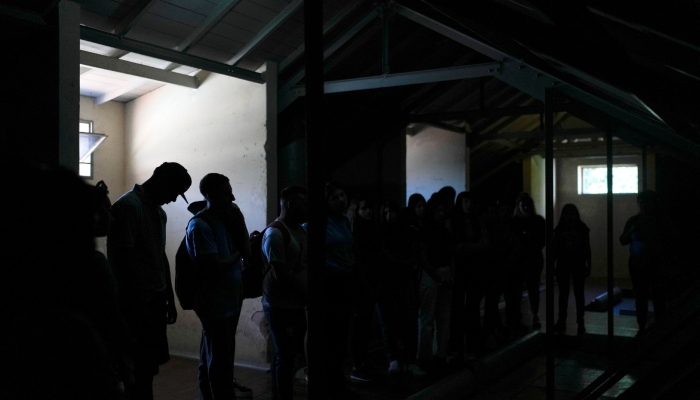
406, 125, 466, 204
124, 71, 269, 365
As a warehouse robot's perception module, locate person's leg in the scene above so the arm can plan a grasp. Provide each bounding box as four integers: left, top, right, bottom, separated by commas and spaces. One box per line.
417, 270, 438, 362
571, 266, 586, 325
650, 258, 667, 323
448, 264, 467, 356
629, 256, 649, 330
435, 281, 453, 359
197, 330, 214, 400
199, 316, 236, 400
375, 285, 400, 367
556, 266, 571, 324
266, 306, 305, 400
504, 263, 524, 328
127, 365, 155, 400
350, 275, 376, 371
526, 262, 544, 327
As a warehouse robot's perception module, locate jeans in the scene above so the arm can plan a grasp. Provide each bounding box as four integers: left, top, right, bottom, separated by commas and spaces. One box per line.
264, 306, 306, 400
417, 269, 452, 360
197, 314, 239, 400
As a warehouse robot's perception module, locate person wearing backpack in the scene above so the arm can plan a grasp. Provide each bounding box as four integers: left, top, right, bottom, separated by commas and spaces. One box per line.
261, 186, 308, 400
185, 173, 252, 400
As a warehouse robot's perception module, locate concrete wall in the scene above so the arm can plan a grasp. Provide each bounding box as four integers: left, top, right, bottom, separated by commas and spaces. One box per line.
406, 126, 466, 204
555, 155, 644, 280
79, 96, 126, 256
124, 72, 269, 365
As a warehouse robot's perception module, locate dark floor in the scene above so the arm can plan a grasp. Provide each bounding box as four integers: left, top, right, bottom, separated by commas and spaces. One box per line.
154, 278, 648, 400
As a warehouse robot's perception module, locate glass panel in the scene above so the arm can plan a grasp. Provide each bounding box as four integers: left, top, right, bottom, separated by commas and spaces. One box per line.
79, 122, 91, 133
580, 166, 638, 194
79, 161, 92, 177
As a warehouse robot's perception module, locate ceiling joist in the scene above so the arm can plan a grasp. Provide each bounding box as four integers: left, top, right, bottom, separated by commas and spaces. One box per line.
80, 26, 264, 84
80, 51, 198, 89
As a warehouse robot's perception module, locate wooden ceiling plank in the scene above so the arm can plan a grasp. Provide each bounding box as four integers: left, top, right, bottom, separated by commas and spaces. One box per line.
113, 0, 159, 36
226, 0, 304, 65
177, 0, 243, 52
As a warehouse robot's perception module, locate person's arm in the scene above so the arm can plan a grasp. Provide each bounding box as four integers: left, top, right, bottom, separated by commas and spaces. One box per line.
163, 256, 177, 324
190, 218, 242, 273
619, 217, 635, 245
584, 230, 592, 277
107, 204, 146, 313
263, 228, 295, 283
196, 252, 242, 272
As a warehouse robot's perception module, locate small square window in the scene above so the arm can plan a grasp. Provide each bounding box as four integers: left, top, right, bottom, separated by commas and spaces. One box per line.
578, 165, 638, 194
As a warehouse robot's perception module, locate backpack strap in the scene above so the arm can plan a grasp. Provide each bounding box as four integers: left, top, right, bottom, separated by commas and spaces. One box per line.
260, 220, 294, 278
268, 220, 291, 247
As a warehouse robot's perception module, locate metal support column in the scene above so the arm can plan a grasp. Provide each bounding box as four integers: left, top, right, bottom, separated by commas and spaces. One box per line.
58, 0, 80, 172
606, 127, 615, 352
642, 146, 648, 191
382, 8, 390, 74
544, 89, 555, 400
304, 1, 327, 399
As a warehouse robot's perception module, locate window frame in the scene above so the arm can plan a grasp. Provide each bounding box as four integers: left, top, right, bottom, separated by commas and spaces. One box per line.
577, 164, 639, 195
79, 120, 94, 179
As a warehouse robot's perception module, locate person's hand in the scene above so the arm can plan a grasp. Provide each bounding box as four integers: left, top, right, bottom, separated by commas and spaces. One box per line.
166, 300, 177, 324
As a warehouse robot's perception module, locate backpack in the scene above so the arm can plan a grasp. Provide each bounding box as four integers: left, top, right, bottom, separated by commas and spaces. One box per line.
243, 220, 291, 299
174, 214, 209, 310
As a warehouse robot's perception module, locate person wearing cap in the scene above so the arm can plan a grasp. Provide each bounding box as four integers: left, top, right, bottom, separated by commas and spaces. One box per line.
107, 162, 192, 400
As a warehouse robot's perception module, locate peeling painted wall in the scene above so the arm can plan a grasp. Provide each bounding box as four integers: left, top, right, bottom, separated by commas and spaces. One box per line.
406, 126, 466, 204
124, 72, 269, 366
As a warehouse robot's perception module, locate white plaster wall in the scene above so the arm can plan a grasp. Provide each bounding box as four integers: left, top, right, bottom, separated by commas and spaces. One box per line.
528, 154, 548, 217
555, 155, 642, 281
80, 96, 126, 256
406, 126, 466, 203
124, 72, 269, 365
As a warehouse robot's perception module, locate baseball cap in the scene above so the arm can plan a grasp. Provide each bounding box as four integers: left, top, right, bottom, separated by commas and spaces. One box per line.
153, 162, 192, 203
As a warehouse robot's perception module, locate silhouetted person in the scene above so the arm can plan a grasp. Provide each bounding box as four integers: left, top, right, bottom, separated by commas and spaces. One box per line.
349, 197, 381, 382
552, 204, 591, 335
450, 192, 489, 359
108, 162, 192, 400
261, 186, 308, 400
483, 198, 518, 346
2, 165, 123, 399
417, 193, 453, 371
376, 200, 424, 377
316, 182, 361, 399
186, 173, 253, 400
511, 193, 545, 330
89, 181, 136, 387
620, 190, 668, 335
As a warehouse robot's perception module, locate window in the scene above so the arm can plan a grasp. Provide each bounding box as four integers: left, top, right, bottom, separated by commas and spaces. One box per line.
79, 121, 93, 178
78, 121, 107, 179
578, 165, 638, 194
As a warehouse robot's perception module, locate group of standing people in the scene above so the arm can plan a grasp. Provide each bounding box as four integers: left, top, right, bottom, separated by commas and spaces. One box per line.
6, 159, 669, 400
